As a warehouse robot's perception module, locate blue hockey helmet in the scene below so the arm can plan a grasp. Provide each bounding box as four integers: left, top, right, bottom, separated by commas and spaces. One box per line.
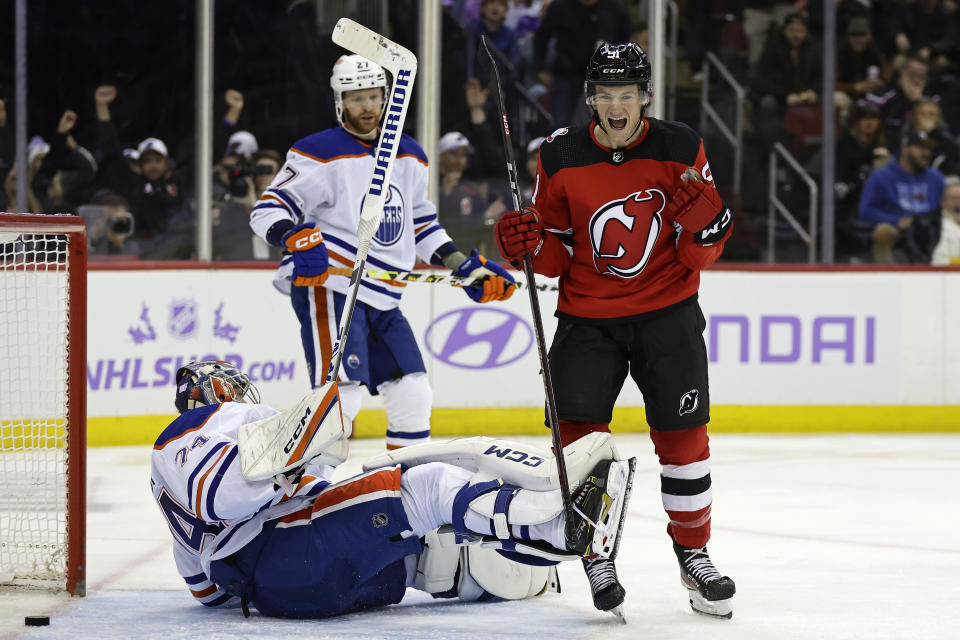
174, 360, 260, 414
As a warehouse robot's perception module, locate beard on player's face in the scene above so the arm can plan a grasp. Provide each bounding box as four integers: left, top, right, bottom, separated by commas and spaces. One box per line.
342, 88, 385, 135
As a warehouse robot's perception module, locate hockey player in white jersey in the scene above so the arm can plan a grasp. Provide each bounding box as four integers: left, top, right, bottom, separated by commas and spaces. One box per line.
249, 54, 516, 450
151, 361, 636, 618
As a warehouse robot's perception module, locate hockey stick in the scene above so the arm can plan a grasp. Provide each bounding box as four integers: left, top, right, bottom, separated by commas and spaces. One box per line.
480, 36, 575, 532
326, 18, 417, 383
325, 266, 559, 291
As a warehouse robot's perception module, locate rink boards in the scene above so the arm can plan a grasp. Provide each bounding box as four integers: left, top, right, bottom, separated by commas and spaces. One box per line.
80, 265, 960, 444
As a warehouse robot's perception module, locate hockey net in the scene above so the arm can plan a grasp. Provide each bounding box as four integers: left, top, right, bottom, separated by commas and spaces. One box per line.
0, 213, 86, 595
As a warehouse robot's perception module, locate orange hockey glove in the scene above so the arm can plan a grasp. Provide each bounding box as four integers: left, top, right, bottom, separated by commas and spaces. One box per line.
282, 222, 330, 287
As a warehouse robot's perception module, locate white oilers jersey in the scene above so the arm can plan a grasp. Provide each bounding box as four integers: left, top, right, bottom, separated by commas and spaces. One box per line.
150, 402, 334, 607
250, 127, 453, 310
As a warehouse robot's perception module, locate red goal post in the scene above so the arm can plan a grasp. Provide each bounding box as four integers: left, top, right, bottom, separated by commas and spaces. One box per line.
0, 213, 87, 595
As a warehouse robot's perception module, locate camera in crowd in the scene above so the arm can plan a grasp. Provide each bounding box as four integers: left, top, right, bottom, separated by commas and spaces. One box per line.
110, 212, 134, 236
228, 161, 276, 198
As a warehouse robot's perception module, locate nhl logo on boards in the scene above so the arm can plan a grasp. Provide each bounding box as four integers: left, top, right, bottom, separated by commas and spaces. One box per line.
612, 150, 624, 164
372, 513, 389, 528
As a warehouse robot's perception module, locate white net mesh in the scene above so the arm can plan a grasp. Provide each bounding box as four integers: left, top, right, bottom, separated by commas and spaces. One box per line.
0, 231, 71, 588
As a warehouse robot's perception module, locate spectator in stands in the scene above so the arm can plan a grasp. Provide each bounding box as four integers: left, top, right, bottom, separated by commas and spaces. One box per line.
88, 84, 172, 219
750, 12, 822, 148
225, 130, 258, 160
122, 136, 192, 259
866, 53, 930, 148
468, 0, 520, 69
908, 98, 958, 174
742, 1, 798, 65
213, 130, 260, 205
31, 109, 98, 215
897, 0, 959, 58
505, 0, 543, 39
835, 101, 890, 259
859, 126, 945, 263
20, 137, 51, 213
836, 17, 890, 102
459, 78, 508, 181
534, 0, 632, 127
437, 131, 505, 255
251, 149, 282, 198
207, 147, 283, 261
79, 191, 139, 257
504, 0, 544, 86
931, 177, 960, 265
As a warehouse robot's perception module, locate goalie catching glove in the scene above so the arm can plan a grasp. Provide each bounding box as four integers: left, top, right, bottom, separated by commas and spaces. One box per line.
495, 207, 544, 264
667, 167, 732, 245
282, 222, 330, 286
455, 249, 516, 303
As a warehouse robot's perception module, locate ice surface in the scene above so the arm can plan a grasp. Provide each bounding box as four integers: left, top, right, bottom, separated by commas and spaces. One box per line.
3, 433, 958, 639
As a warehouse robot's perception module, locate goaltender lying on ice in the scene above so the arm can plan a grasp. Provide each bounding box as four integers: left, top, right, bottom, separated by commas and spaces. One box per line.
150, 360, 636, 619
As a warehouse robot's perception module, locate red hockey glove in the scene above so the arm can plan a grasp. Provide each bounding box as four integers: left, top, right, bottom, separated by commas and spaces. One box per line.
495, 207, 544, 263
455, 250, 517, 303
282, 222, 330, 287
667, 168, 724, 233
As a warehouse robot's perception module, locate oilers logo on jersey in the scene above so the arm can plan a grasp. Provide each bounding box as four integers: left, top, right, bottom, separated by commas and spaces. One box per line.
372, 184, 406, 246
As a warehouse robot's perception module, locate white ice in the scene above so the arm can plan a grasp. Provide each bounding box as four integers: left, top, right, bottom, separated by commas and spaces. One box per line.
2, 433, 958, 640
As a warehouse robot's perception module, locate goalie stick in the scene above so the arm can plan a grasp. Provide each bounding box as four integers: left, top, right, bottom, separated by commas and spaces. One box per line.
326, 18, 418, 384
325, 266, 559, 291
480, 35, 575, 537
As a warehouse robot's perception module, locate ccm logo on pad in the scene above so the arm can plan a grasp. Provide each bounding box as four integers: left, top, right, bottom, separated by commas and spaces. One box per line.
284, 407, 312, 454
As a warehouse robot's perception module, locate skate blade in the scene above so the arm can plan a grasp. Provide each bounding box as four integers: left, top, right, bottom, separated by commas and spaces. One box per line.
687, 589, 733, 619
609, 605, 627, 624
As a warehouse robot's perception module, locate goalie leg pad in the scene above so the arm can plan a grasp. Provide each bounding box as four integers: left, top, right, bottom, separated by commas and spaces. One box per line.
379, 372, 432, 447
414, 527, 461, 594
412, 529, 551, 601
464, 546, 551, 600
362, 431, 618, 492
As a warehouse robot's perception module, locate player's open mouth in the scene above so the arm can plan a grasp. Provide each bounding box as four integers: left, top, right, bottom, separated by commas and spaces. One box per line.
608, 117, 628, 130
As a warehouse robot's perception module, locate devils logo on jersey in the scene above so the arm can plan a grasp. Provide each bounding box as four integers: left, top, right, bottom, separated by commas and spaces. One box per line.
589, 189, 665, 278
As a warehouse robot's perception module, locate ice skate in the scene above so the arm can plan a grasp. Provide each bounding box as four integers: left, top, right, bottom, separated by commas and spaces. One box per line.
673, 542, 735, 619
582, 556, 626, 620
566, 457, 637, 559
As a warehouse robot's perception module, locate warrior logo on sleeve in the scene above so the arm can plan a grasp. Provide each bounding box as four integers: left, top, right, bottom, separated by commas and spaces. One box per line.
589, 189, 665, 278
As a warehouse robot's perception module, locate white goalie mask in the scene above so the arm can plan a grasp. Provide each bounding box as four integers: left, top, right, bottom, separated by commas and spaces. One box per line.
330, 54, 389, 126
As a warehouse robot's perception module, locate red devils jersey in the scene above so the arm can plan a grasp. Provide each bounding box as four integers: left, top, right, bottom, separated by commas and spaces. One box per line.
530, 118, 729, 321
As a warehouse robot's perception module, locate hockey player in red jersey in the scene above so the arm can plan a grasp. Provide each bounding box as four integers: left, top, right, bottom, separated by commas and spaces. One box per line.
495, 42, 736, 618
